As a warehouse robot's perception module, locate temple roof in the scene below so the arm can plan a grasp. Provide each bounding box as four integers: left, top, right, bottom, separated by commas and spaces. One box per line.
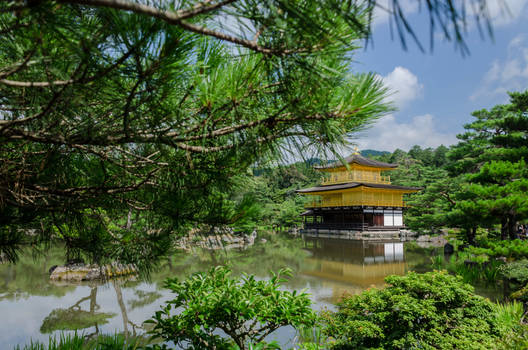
314, 154, 397, 170
296, 182, 421, 193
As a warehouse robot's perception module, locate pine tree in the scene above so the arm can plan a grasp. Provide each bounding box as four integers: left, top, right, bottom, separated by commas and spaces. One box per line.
448, 91, 528, 240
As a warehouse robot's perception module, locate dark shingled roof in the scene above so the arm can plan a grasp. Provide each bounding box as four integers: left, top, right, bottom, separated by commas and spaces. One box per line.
314, 154, 397, 170
296, 182, 421, 193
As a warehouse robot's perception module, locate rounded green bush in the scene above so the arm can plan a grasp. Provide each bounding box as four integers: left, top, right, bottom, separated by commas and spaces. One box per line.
322, 271, 501, 350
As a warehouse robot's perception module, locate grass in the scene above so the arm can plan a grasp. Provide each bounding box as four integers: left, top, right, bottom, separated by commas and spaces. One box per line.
445, 254, 504, 284
430, 254, 445, 270
495, 301, 528, 349
495, 301, 524, 330
13, 334, 146, 350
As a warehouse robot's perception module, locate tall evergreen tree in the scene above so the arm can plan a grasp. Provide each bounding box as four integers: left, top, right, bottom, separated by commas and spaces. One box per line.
448, 91, 528, 240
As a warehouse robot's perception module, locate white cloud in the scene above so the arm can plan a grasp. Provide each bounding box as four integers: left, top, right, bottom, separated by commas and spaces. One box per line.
354, 114, 457, 151
379, 66, 423, 109
471, 33, 528, 101
372, 0, 419, 27
485, 0, 528, 26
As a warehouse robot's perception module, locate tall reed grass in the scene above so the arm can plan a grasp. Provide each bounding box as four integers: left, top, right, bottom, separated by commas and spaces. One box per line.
13, 333, 144, 350
495, 301, 528, 349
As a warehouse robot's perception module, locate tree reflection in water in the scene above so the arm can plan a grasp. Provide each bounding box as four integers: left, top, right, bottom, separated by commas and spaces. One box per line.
40, 285, 115, 336
38, 279, 150, 340
112, 280, 145, 340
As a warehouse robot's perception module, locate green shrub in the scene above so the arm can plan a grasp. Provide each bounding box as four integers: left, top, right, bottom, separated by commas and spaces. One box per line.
147, 266, 316, 350
321, 271, 502, 350
511, 284, 528, 303
499, 260, 528, 284
478, 240, 528, 259
462, 246, 493, 263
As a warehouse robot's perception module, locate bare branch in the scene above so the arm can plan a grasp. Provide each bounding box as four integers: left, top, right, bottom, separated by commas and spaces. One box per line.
0, 78, 74, 87
0, 47, 37, 79
57, 0, 310, 55
174, 0, 238, 21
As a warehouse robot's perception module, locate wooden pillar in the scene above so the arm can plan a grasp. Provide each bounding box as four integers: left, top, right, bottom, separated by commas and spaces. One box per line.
361, 210, 364, 230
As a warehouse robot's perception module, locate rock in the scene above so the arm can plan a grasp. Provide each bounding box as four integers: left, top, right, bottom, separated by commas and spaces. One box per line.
400, 229, 418, 237
175, 226, 258, 251
49, 264, 98, 282
48, 265, 58, 274
49, 263, 137, 281
444, 243, 454, 255
439, 228, 450, 235
415, 234, 448, 247
230, 236, 244, 243
416, 235, 431, 242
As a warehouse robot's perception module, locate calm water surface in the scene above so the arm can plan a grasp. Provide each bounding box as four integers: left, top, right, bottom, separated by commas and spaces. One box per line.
0, 236, 494, 348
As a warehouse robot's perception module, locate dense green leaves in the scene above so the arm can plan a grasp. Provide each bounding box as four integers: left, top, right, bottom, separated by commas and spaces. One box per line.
0, 0, 504, 265
147, 266, 316, 350
321, 271, 502, 349
0, 0, 394, 263
499, 259, 528, 284
446, 91, 528, 240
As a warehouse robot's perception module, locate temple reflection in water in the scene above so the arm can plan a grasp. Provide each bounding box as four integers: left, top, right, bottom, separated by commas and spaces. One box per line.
302, 238, 407, 300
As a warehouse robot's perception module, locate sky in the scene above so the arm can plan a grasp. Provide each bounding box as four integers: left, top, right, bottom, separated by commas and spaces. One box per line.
352, 0, 528, 152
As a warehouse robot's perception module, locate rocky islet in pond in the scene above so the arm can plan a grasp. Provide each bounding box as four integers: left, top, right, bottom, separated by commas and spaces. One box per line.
49, 262, 138, 282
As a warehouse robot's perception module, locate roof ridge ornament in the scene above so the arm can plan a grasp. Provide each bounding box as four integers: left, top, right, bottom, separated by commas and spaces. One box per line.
314, 153, 398, 170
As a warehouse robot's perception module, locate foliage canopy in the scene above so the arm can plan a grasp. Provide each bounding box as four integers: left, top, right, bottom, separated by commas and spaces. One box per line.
0, 0, 505, 263
321, 271, 502, 349
147, 266, 316, 350
0, 0, 392, 263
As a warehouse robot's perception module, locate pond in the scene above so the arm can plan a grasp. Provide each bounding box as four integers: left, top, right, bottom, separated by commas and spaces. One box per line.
0, 234, 501, 348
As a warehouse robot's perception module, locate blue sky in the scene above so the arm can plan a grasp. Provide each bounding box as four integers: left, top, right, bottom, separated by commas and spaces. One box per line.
353, 0, 528, 151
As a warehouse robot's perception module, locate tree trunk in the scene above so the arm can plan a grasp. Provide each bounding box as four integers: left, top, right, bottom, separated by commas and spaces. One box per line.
466, 227, 476, 245
508, 215, 517, 240
126, 208, 132, 230
501, 217, 508, 240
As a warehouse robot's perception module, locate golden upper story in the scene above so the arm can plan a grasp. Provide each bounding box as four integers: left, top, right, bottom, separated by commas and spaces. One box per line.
297, 153, 420, 208
321, 164, 391, 185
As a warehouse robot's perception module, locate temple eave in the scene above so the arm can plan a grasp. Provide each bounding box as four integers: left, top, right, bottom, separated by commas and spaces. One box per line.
297, 182, 421, 194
